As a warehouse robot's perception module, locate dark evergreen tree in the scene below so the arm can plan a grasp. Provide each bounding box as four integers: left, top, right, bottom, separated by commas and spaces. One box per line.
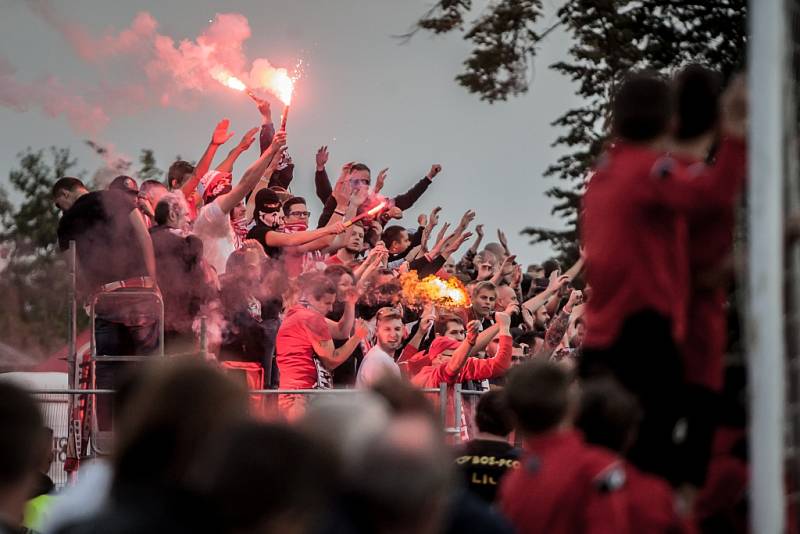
412, 0, 746, 262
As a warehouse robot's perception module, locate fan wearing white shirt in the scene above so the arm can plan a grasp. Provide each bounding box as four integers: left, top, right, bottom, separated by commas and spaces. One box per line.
355, 307, 405, 388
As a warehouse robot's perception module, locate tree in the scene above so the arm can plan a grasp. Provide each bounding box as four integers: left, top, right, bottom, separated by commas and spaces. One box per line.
0, 148, 83, 362
0, 145, 164, 365
412, 0, 746, 262
137, 149, 163, 183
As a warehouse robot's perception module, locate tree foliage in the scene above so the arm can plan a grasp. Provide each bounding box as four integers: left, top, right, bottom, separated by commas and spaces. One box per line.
0, 146, 163, 363
413, 0, 746, 262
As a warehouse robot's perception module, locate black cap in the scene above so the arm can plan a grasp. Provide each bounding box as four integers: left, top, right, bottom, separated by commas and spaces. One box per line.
108, 175, 138, 194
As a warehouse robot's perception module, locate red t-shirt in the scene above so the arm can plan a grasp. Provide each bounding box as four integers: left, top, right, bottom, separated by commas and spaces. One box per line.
324, 254, 344, 266
580, 138, 745, 349
499, 430, 629, 534
276, 305, 332, 389
625, 463, 693, 533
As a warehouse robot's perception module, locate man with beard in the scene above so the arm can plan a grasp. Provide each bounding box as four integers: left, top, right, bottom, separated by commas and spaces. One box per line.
356, 307, 405, 388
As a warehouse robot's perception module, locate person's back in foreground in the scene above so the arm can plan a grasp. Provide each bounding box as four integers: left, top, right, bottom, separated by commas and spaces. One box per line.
577, 378, 693, 533
498, 361, 629, 534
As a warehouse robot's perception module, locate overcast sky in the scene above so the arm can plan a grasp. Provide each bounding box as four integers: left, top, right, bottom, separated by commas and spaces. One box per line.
0, 0, 580, 264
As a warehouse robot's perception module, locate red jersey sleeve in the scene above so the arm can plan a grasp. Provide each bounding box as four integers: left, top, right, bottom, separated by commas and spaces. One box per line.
460, 335, 512, 381
586, 462, 631, 534
646, 137, 747, 214
303, 311, 332, 343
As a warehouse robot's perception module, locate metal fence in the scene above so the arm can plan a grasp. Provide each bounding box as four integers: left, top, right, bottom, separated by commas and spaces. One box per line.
26, 383, 487, 487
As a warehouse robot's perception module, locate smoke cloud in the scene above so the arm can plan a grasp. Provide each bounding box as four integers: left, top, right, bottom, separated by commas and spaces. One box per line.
1, 1, 300, 134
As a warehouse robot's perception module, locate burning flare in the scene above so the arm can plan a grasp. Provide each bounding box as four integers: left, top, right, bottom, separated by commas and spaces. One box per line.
400, 272, 471, 311
273, 70, 294, 105
211, 68, 247, 92
345, 201, 387, 228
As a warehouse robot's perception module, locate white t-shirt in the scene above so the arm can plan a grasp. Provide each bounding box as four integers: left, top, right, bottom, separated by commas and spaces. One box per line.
356, 345, 400, 388
192, 199, 235, 274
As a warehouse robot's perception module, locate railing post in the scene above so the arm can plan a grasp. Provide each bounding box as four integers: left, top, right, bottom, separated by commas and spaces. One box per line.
439, 382, 447, 429
453, 383, 463, 442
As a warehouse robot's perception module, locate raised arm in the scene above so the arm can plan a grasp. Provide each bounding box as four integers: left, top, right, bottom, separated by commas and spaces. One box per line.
393, 164, 441, 211
215, 127, 259, 174
523, 272, 570, 314
216, 131, 286, 215
537, 290, 583, 360
326, 289, 358, 340
180, 119, 234, 198
314, 146, 333, 203
312, 320, 369, 370
444, 321, 481, 376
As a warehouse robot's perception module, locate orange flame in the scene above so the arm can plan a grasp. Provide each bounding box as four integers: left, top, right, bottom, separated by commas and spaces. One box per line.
366, 201, 387, 217
400, 272, 471, 310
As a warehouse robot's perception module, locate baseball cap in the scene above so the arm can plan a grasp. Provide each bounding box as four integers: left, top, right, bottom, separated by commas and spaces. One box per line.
108, 175, 138, 194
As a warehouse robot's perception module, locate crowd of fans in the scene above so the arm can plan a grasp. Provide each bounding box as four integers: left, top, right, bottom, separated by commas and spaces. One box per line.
0, 63, 753, 533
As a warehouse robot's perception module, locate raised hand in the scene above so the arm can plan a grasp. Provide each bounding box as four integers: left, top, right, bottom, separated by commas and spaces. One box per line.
332, 176, 353, 208
211, 119, 235, 146
456, 210, 476, 233
374, 168, 389, 195
429, 206, 442, 228
419, 303, 436, 331
475, 224, 484, 239
443, 231, 473, 257
466, 320, 481, 345
237, 127, 259, 151
316, 146, 329, 171
497, 229, 510, 254
495, 311, 511, 329
252, 95, 271, 120
354, 319, 369, 340
566, 289, 584, 311
427, 164, 443, 180
269, 131, 287, 153
417, 214, 428, 227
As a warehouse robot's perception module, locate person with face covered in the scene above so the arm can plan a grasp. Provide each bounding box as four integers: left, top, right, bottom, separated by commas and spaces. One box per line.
246, 185, 348, 277
192, 131, 286, 274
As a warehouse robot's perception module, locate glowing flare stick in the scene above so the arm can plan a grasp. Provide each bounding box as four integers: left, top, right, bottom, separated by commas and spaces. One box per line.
344, 201, 387, 227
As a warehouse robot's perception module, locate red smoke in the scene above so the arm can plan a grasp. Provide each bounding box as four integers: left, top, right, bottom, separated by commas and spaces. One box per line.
2, 2, 300, 133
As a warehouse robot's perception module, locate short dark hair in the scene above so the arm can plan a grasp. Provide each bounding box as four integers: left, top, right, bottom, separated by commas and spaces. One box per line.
167, 160, 195, 189
350, 163, 371, 175
504, 361, 571, 434
611, 71, 672, 142
299, 272, 337, 301
52, 177, 86, 199
475, 390, 514, 437
0, 382, 43, 487
434, 314, 464, 336
673, 64, 722, 141
324, 264, 355, 284
576, 378, 642, 454
381, 226, 407, 249
541, 259, 561, 278
283, 196, 307, 216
